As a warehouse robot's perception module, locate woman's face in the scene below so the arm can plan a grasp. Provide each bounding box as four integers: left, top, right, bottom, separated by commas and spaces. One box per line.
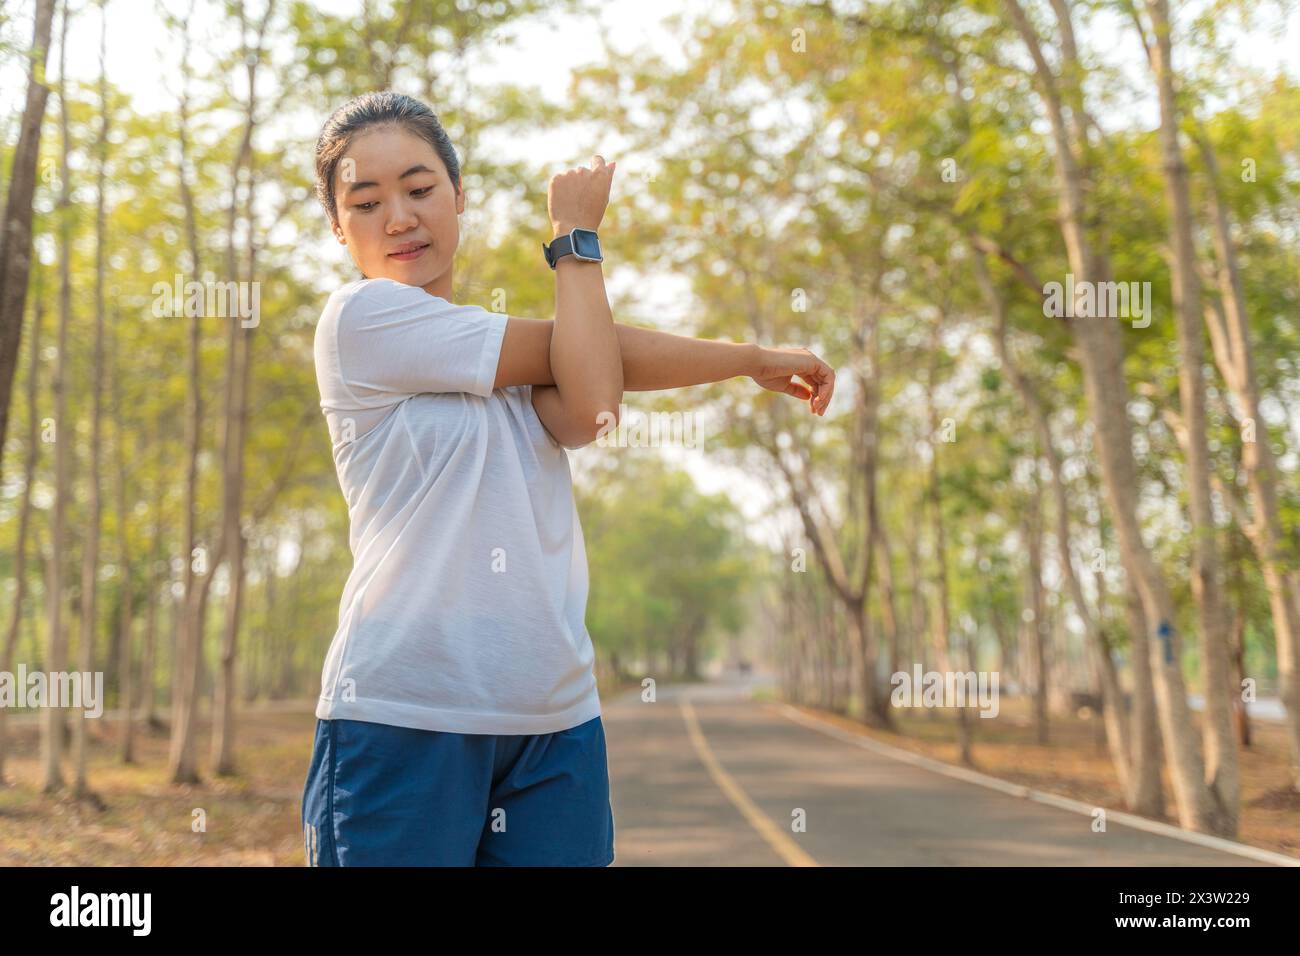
330, 124, 464, 299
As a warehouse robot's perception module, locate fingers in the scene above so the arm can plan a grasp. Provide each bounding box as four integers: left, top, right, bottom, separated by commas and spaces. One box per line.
549, 156, 616, 231
814, 363, 835, 415
794, 374, 821, 412
785, 376, 823, 414
786, 380, 813, 400
554, 156, 616, 181
760, 348, 836, 416
796, 363, 835, 416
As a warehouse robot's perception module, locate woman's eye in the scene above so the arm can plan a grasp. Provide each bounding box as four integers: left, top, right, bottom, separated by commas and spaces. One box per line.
354, 187, 429, 212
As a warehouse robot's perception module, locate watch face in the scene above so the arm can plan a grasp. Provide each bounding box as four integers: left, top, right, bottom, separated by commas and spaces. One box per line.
572, 228, 602, 260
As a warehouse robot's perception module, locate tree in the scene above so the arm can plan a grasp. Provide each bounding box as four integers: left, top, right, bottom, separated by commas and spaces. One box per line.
0, 0, 56, 476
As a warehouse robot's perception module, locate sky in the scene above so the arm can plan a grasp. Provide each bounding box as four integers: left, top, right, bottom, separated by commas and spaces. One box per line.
1, 0, 1297, 554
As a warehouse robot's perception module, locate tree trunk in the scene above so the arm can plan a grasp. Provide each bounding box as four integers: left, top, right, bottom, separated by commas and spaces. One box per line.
41, 1, 74, 795
169, 1, 208, 785
138, 474, 163, 730
0, 271, 44, 785
1025, 465, 1049, 745
1144, 0, 1238, 835
1193, 126, 1300, 790
875, 520, 902, 682
111, 299, 136, 764
0, 0, 57, 469
213, 3, 269, 774
976, 250, 1149, 802
925, 329, 972, 765
72, 2, 111, 802
1004, 0, 1223, 835
1124, 575, 1165, 816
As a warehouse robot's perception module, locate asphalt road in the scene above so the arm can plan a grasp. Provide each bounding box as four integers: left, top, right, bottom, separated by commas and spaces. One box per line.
602, 677, 1290, 867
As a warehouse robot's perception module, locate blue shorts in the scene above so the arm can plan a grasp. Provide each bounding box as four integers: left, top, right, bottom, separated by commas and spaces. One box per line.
300, 714, 616, 866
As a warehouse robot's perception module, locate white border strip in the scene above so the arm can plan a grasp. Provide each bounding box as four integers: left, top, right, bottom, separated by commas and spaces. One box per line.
773, 701, 1300, 867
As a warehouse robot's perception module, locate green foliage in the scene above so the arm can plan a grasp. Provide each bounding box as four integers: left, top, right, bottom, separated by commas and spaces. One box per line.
1, 0, 1298, 710
578, 453, 752, 675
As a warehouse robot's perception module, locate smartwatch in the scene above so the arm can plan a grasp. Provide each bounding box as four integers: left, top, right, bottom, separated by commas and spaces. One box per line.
543, 227, 603, 270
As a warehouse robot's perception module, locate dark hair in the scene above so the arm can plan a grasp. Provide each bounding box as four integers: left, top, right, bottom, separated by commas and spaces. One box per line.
314, 90, 461, 226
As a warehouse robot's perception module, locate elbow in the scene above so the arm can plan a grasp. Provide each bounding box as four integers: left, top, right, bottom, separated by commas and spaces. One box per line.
586, 399, 623, 443
561, 428, 599, 451
563, 401, 620, 450
593, 401, 621, 437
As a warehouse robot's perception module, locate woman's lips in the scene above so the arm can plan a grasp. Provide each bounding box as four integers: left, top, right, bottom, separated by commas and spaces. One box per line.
389, 243, 429, 261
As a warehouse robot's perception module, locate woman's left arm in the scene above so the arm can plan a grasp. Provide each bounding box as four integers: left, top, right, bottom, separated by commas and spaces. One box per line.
544, 157, 623, 448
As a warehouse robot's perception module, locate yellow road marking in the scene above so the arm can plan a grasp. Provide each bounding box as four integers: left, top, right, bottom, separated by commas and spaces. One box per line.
680, 697, 819, 867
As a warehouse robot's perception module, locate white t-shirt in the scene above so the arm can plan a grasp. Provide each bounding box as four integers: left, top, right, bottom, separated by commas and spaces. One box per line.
312, 276, 602, 735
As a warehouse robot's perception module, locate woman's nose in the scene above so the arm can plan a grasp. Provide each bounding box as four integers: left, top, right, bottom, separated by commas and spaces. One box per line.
386, 200, 418, 232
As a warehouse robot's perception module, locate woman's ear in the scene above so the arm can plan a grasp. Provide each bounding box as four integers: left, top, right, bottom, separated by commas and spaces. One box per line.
455, 179, 466, 215
332, 219, 346, 244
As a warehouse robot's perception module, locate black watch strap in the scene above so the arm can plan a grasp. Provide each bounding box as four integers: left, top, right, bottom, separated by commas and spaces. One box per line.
543, 233, 574, 270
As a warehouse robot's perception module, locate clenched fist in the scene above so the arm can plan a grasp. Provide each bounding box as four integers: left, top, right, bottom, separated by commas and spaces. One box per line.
549, 155, 616, 236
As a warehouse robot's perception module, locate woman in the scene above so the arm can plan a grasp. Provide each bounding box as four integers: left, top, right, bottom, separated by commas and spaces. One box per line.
300, 90, 835, 867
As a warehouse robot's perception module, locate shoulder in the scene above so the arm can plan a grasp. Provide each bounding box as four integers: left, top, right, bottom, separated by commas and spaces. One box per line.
320, 278, 445, 332
330, 276, 418, 313
319, 278, 367, 326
